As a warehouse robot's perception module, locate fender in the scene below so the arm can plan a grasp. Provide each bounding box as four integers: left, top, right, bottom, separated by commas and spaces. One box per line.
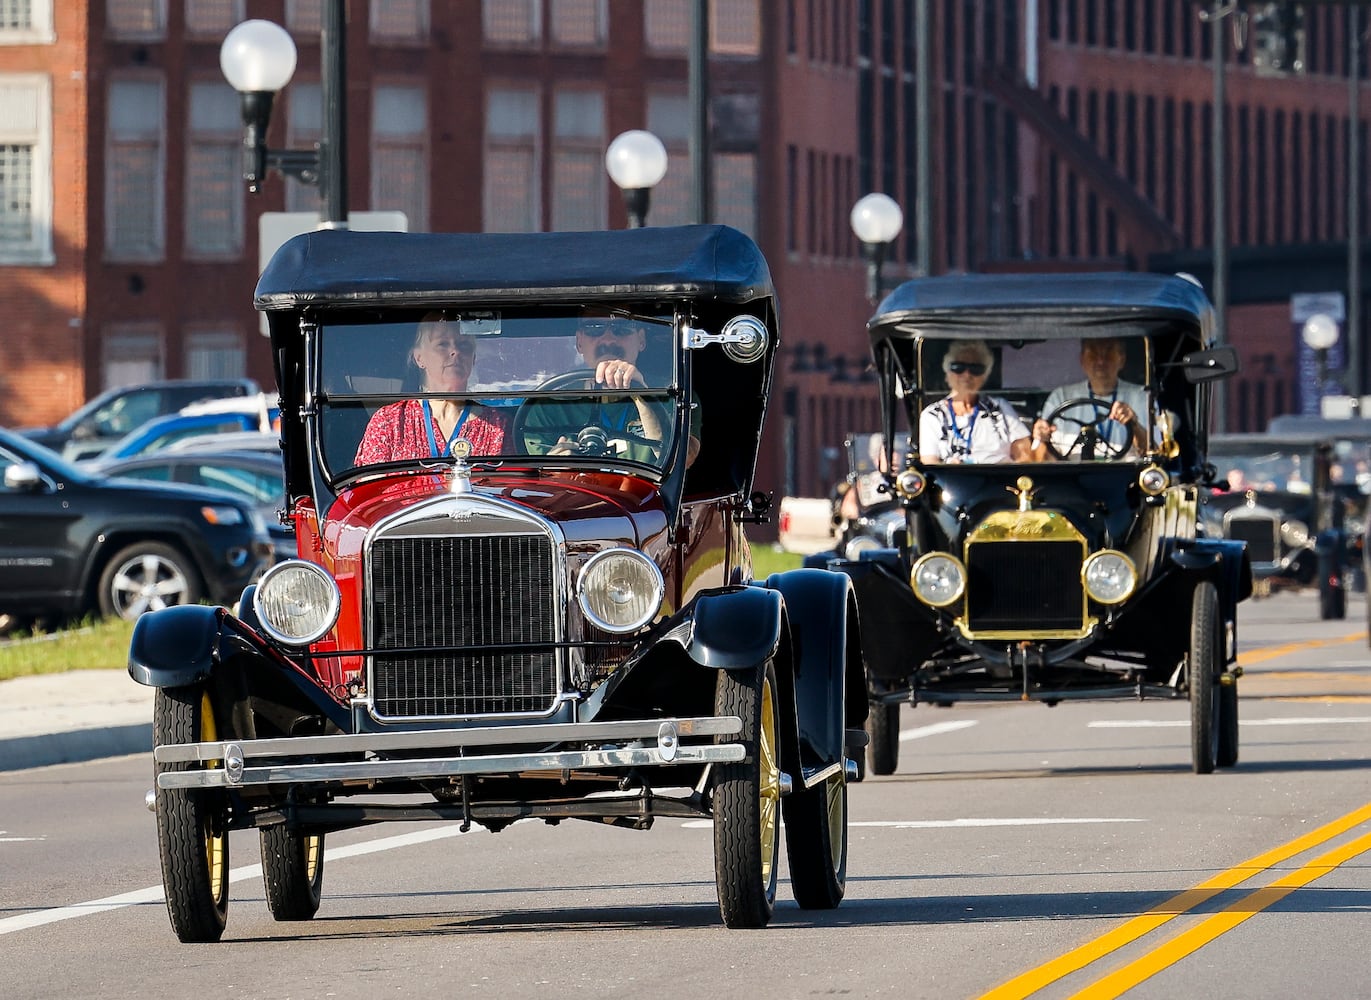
1171, 537, 1253, 604
128, 603, 223, 689
685, 585, 784, 670
762, 568, 856, 783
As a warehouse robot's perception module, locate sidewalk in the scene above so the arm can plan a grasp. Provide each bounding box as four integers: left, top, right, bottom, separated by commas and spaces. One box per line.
0, 670, 153, 771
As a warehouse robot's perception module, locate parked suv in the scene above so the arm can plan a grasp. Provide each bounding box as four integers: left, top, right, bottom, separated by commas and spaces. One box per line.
130, 226, 862, 942
16, 378, 259, 462
0, 429, 272, 623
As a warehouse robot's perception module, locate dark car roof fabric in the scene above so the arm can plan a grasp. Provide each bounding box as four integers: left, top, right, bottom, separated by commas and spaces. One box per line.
869, 272, 1214, 344
255, 225, 774, 311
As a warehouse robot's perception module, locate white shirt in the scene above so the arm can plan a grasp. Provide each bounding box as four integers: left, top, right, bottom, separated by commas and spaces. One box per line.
1040, 379, 1150, 458
919, 394, 1030, 464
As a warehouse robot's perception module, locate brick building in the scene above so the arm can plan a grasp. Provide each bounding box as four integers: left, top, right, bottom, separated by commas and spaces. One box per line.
0, 0, 1365, 505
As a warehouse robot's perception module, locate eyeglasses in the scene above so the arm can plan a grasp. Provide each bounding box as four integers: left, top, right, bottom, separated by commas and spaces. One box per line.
947, 361, 987, 376
579, 322, 640, 339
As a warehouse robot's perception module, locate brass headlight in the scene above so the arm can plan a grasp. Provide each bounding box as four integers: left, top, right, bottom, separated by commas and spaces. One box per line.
895, 468, 927, 498
910, 552, 966, 607
1082, 550, 1137, 605
1138, 465, 1169, 496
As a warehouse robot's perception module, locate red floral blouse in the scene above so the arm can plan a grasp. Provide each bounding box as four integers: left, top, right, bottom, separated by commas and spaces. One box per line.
353, 400, 507, 466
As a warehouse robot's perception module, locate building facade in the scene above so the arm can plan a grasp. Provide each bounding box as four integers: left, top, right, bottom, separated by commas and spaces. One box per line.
0, 0, 1365, 505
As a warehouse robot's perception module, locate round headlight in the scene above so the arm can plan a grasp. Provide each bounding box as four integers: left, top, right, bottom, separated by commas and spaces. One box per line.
895, 468, 926, 498
1082, 550, 1137, 605
252, 559, 341, 646
1281, 519, 1310, 547
910, 552, 966, 607
844, 535, 882, 560
1138, 465, 1169, 496
577, 548, 664, 633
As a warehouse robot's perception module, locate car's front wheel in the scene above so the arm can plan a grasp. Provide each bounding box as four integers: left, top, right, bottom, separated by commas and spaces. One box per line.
783, 764, 847, 910
98, 541, 203, 620
868, 700, 900, 776
1189, 581, 1220, 774
154, 685, 230, 942
261, 826, 325, 921
712, 660, 781, 929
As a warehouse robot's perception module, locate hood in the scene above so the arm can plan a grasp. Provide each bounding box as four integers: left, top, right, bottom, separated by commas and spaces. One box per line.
92, 472, 254, 510
324, 469, 670, 559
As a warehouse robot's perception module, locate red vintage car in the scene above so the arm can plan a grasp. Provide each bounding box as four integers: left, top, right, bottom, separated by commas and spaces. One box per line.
130, 225, 865, 941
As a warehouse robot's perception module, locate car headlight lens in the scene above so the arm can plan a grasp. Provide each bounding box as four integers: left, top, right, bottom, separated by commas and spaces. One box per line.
895, 468, 926, 498
1281, 519, 1310, 547
1138, 465, 1169, 495
200, 504, 246, 526
1082, 550, 1137, 605
910, 552, 966, 607
252, 559, 341, 646
577, 548, 664, 633
844, 535, 882, 560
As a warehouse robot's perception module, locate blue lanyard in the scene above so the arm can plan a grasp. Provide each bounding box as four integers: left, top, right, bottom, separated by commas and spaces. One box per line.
421, 400, 471, 457
1091, 386, 1119, 440
946, 399, 979, 457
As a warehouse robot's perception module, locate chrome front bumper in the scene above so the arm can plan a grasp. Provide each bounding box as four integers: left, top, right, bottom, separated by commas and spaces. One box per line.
155, 715, 745, 789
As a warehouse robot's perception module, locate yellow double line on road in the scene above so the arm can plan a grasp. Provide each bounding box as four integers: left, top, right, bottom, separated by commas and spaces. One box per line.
980, 801, 1371, 999
1236, 630, 1366, 667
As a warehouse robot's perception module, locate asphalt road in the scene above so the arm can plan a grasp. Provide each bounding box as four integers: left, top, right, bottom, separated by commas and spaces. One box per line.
3, 590, 1370, 1000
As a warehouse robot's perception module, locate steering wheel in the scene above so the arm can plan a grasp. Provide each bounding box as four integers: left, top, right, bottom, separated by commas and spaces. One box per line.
1042, 396, 1131, 461
511, 370, 661, 458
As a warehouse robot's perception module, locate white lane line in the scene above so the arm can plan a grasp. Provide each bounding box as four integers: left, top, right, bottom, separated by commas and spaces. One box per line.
1090, 716, 1371, 729
850, 817, 1144, 829
899, 719, 979, 742
0, 823, 474, 937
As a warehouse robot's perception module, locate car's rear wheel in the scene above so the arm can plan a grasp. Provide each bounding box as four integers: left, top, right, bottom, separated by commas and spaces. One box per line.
99, 541, 203, 620
1189, 581, 1220, 775
1319, 575, 1346, 620
154, 685, 230, 942
1217, 675, 1240, 768
868, 700, 900, 776
261, 826, 325, 921
713, 660, 781, 929
783, 764, 847, 909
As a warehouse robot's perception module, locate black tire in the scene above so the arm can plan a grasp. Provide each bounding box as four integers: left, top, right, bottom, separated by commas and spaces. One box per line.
261, 826, 325, 921
783, 766, 847, 909
713, 660, 781, 929
1217, 677, 1240, 769
154, 686, 230, 942
98, 541, 203, 621
868, 700, 900, 776
1319, 578, 1346, 621
1189, 581, 1220, 775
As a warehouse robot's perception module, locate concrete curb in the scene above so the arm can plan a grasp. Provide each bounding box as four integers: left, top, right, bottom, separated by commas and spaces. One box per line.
0, 723, 152, 772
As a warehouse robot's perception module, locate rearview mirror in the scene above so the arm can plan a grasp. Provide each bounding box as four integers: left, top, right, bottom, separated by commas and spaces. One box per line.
1181, 345, 1240, 383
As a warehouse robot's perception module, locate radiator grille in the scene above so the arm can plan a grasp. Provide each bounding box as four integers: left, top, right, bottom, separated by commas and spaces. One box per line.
965, 540, 1084, 632
369, 534, 558, 718
1226, 517, 1278, 564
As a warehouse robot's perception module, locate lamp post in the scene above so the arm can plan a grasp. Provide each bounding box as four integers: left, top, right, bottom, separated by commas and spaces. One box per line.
849, 193, 905, 304
1303, 312, 1340, 416
605, 130, 669, 228
219, 0, 348, 228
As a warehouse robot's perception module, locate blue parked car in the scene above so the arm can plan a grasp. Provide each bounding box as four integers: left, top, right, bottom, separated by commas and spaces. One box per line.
83, 397, 279, 469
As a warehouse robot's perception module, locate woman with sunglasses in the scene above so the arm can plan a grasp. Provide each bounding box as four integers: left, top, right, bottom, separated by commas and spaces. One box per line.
353, 312, 507, 465
918, 339, 1046, 464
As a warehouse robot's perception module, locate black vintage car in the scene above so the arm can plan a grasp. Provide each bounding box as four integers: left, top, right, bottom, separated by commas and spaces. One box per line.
819, 272, 1250, 777
1202, 431, 1361, 619
129, 226, 863, 941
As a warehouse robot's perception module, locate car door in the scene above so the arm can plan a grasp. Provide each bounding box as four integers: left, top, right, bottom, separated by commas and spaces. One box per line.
0, 444, 84, 609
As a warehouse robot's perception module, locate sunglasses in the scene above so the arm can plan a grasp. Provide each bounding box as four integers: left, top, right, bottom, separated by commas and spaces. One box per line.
947, 361, 987, 376
580, 322, 640, 339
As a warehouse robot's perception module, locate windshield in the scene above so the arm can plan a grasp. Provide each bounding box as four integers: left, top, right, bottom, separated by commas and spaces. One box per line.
903, 335, 1154, 465
1208, 443, 1313, 494
317, 308, 683, 480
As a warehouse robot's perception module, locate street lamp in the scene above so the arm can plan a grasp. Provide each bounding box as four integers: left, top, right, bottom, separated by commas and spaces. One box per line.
850, 193, 904, 304
605, 130, 669, 228
219, 0, 348, 227
1302, 312, 1340, 416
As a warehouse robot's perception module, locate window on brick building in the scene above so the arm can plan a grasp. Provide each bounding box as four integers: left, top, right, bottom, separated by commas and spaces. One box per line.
103, 325, 164, 389
284, 80, 322, 214
372, 84, 428, 231
645, 0, 686, 51
484, 0, 541, 45
550, 0, 605, 46
712, 0, 759, 55
0, 74, 53, 265
185, 81, 243, 258
552, 89, 605, 231
106, 0, 166, 40
713, 151, 755, 237
0, 0, 54, 43
484, 86, 541, 231
106, 78, 165, 261
186, 328, 246, 379
184, 0, 243, 38
286, 0, 321, 35
371, 0, 428, 42
647, 89, 690, 226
